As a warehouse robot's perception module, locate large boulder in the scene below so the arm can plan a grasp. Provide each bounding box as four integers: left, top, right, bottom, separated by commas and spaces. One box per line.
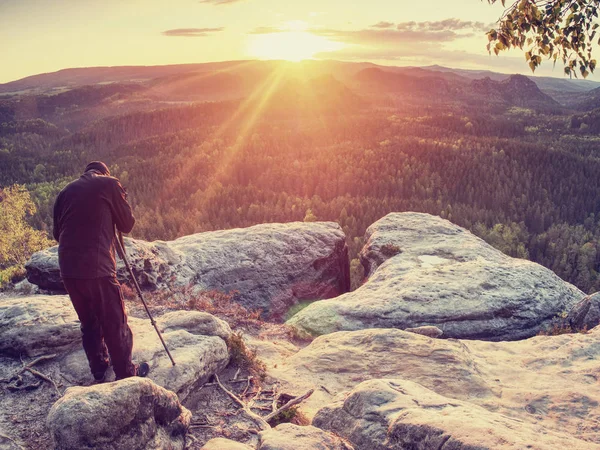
258, 423, 353, 450
25, 246, 63, 291
47, 378, 191, 450
270, 328, 600, 445
26, 222, 350, 320
288, 213, 584, 340
0, 296, 80, 357
313, 379, 599, 450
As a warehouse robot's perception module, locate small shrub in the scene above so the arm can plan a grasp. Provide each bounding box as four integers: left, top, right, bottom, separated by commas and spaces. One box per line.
226, 331, 266, 381
0, 265, 26, 289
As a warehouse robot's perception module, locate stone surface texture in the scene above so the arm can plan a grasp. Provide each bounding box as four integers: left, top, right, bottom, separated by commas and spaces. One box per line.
568, 292, 600, 331
270, 327, 600, 446
26, 222, 350, 320
0, 295, 80, 357
201, 438, 254, 450
288, 212, 584, 340
47, 378, 191, 450
313, 378, 599, 450
258, 423, 353, 450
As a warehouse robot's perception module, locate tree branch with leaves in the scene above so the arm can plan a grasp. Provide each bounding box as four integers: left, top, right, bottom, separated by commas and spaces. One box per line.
486, 0, 599, 77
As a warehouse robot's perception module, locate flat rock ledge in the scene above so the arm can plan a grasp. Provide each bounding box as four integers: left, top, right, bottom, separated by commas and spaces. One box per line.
26, 221, 350, 320
47, 377, 191, 450
259, 423, 353, 450
313, 379, 599, 450
0, 295, 230, 398
288, 212, 585, 340
270, 327, 600, 445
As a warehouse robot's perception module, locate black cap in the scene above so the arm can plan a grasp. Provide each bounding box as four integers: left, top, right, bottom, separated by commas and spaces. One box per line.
84, 161, 110, 176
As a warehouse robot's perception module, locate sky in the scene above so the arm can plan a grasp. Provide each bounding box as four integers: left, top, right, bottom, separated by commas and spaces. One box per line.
0, 0, 591, 83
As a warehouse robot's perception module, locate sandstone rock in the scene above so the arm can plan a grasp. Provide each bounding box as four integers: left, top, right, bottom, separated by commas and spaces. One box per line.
61, 315, 229, 398
26, 222, 350, 320
25, 246, 63, 291
0, 296, 80, 357
158, 310, 232, 341
47, 378, 191, 450
11, 279, 39, 296
288, 212, 584, 340
0, 294, 229, 397
259, 423, 352, 450
568, 292, 600, 331
404, 325, 443, 338
201, 438, 254, 450
270, 328, 600, 445
313, 379, 599, 450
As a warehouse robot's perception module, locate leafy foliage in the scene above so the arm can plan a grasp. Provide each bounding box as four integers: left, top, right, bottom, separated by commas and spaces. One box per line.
487, 0, 599, 77
0, 185, 53, 287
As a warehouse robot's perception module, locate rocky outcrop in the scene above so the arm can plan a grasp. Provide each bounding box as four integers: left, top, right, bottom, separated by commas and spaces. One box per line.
0, 296, 80, 357
270, 328, 600, 445
47, 378, 191, 450
313, 379, 599, 450
288, 213, 584, 340
0, 295, 230, 397
568, 292, 600, 331
259, 423, 353, 450
26, 222, 350, 320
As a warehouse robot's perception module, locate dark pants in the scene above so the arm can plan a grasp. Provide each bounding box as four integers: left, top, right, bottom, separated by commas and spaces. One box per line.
63, 276, 136, 379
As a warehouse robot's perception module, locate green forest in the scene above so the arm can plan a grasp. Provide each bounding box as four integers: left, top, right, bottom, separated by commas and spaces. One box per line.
2, 63, 600, 293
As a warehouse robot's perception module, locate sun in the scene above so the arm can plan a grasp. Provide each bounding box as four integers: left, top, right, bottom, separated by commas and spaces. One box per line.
248, 31, 343, 62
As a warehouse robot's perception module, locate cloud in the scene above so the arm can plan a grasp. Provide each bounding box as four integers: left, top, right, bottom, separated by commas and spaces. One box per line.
371, 21, 395, 29
162, 27, 224, 37
314, 44, 529, 74
396, 19, 492, 33
199, 0, 244, 4
310, 27, 458, 44
308, 19, 504, 71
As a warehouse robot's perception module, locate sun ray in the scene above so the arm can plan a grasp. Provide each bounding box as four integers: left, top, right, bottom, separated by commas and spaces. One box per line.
160, 62, 291, 217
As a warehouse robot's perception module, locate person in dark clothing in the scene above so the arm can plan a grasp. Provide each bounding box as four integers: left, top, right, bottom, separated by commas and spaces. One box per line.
53, 161, 147, 381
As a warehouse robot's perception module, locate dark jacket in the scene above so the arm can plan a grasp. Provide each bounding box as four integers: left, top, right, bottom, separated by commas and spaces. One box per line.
53, 171, 135, 279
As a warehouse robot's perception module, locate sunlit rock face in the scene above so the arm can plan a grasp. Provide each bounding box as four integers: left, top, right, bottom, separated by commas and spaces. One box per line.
313, 378, 598, 450
47, 378, 191, 450
26, 221, 350, 321
258, 423, 352, 450
287, 212, 584, 340
270, 327, 600, 447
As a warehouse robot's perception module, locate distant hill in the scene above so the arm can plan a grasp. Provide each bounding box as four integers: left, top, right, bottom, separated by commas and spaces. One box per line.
471, 74, 560, 109
2, 60, 598, 102
354, 67, 559, 110
0, 61, 255, 95
422, 64, 600, 93
572, 86, 600, 111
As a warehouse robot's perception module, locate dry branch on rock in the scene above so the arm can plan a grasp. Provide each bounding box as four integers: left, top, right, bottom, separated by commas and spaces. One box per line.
214, 374, 314, 432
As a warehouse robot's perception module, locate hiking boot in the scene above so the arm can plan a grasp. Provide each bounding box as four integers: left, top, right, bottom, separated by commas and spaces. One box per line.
136, 362, 150, 378
93, 370, 107, 383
